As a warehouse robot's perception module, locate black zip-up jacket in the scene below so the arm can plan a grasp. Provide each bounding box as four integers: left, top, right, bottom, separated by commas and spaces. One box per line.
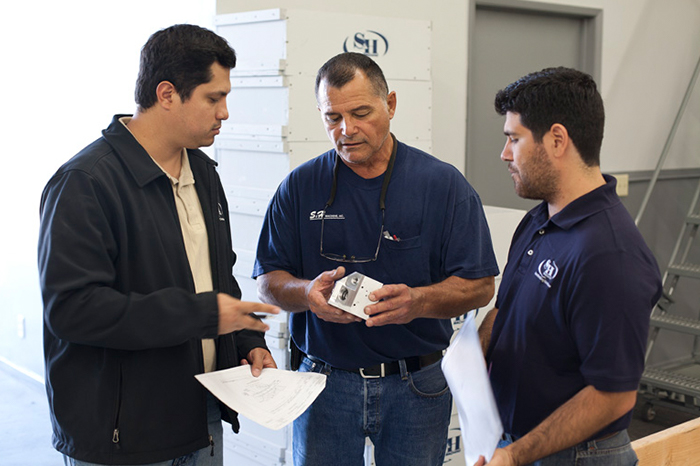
38, 115, 266, 464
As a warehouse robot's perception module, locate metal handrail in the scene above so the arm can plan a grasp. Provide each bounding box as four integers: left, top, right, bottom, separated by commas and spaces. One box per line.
635, 54, 700, 226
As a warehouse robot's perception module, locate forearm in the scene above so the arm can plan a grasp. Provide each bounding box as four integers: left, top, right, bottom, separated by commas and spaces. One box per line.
45, 285, 219, 350
257, 270, 312, 312
478, 307, 498, 355
504, 386, 637, 465
416, 275, 495, 319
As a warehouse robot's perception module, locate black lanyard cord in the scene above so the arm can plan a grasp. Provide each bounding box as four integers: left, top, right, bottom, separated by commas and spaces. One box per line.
324, 133, 397, 212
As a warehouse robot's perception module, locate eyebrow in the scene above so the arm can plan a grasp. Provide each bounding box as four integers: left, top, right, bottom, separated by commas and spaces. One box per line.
324, 105, 373, 116
208, 90, 229, 98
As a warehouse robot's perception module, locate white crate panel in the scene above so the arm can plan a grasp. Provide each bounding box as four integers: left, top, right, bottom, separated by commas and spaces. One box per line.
217, 148, 289, 191
264, 314, 290, 341
228, 86, 289, 126
228, 195, 269, 218
234, 273, 257, 301
444, 413, 466, 466
222, 124, 289, 138
216, 9, 431, 81
230, 212, 265, 252
483, 206, 526, 272
232, 75, 286, 88
216, 13, 287, 74
287, 141, 334, 169
224, 426, 290, 466
233, 249, 256, 283
216, 137, 287, 153
284, 10, 431, 81
216, 8, 284, 25
388, 80, 432, 142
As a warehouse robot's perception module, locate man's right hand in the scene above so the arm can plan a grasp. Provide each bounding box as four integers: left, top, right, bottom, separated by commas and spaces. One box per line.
217, 294, 280, 334
306, 266, 362, 324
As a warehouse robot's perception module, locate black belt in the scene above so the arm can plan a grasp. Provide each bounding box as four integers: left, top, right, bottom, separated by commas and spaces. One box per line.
341, 350, 443, 379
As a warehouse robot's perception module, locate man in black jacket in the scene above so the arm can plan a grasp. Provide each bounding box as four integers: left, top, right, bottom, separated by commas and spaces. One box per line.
37, 24, 279, 466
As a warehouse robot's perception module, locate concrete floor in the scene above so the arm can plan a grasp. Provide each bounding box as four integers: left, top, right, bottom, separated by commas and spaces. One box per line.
0, 363, 63, 465
1, 361, 697, 466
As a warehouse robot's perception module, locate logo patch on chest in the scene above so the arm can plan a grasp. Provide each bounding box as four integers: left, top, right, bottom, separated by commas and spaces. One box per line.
309, 210, 345, 221
535, 259, 559, 288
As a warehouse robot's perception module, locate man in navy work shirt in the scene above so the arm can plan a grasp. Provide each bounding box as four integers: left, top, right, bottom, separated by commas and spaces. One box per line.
476, 67, 662, 466
254, 52, 499, 466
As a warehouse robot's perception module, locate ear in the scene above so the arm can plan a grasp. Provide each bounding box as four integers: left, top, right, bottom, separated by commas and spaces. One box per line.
155, 81, 177, 110
386, 91, 397, 120
549, 123, 570, 157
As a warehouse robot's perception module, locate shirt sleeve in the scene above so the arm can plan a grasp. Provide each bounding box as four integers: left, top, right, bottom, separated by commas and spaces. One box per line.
441, 176, 500, 280
569, 250, 659, 391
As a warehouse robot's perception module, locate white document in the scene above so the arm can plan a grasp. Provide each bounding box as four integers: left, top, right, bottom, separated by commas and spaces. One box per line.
195, 366, 327, 430
442, 312, 503, 465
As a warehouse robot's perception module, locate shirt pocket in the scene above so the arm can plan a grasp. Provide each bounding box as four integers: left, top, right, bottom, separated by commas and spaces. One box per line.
380, 235, 425, 284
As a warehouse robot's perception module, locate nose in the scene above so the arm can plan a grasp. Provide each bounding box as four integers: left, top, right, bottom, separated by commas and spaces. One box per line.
218, 100, 229, 121
501, 139, 512, 162
341, 117, 357, 137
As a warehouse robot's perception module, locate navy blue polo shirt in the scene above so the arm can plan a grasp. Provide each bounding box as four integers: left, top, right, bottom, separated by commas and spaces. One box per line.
487, 175, 661, 439
254, 140, 499, 369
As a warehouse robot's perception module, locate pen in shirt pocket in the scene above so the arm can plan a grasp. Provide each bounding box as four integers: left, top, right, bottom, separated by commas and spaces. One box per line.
383, 230, 401, 242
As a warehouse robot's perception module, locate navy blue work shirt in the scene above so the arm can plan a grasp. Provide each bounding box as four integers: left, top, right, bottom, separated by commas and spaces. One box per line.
486, 175, 662, 439
254, 140, 499, 369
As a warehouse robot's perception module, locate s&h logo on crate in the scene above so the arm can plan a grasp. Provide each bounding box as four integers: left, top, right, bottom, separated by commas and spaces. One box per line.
343, 30, 389, 57
444, 426, 462, 463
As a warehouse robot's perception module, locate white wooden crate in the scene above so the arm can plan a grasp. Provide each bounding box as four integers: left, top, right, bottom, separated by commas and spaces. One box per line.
225, 75, 432, 143
215, 9, 431, 81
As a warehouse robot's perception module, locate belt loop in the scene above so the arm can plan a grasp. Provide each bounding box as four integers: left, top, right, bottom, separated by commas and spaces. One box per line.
398, 359, 409, 380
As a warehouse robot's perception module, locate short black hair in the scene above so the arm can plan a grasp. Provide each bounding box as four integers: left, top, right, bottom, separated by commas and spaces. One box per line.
315, 52, 388, 100
135, 24, 236, 110
494, 67, 605, 167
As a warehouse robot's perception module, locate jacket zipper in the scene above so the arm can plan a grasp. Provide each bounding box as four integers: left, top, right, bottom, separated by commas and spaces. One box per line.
112, 364, 123, 449
209, 434, 215, 457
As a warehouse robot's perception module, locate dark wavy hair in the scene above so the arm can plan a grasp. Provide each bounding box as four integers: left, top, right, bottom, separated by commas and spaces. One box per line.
135, 24, 236, 110
495, 67, 604, 167
315, 52, 388, 100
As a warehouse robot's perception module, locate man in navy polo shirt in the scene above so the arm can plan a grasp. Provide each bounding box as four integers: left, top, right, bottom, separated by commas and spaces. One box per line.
476, 67, 662, 466
254, 52, 499, 465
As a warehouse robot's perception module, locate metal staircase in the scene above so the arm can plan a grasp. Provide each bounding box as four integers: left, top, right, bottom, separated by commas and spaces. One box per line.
636, 55, 700, 421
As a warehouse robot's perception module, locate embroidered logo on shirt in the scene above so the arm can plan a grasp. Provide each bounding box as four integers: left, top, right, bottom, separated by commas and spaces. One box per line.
218, 203, 226, 222
309, 210, 345, 221
535, 259, 558, 288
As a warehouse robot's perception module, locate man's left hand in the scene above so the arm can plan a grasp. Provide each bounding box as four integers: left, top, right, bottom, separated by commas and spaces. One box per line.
364, 284, 424, 327
241, 347, 277, 377
474, 449, 516, 466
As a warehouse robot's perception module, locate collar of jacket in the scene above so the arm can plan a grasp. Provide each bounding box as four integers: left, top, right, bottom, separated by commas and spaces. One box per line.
102, 114, 217, 188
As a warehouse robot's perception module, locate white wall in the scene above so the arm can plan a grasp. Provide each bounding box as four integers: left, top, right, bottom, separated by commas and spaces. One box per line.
0, 0, 216, 377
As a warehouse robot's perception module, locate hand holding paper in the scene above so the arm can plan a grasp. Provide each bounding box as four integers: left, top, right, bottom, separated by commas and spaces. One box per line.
196, 366, 326, 430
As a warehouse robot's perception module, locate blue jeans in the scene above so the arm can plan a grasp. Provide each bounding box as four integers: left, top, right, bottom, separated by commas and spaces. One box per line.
293, 355, 452, 466
498, 430, 638, 466
63, 394, 223, 466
